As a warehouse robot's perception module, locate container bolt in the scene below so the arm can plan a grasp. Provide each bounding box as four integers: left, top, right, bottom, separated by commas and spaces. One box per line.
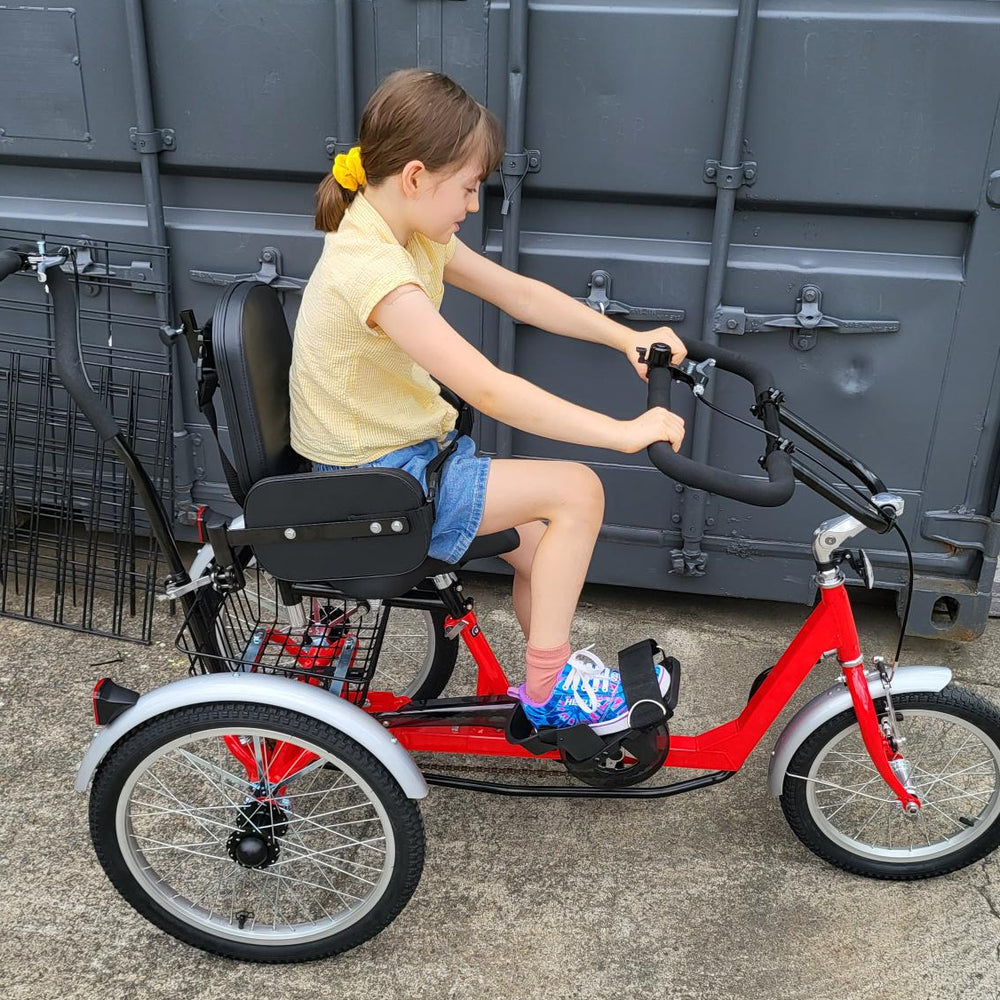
72, 56, 80, 65
263, 249, 274, 261
284, 528, 297, 540
674, 484, 684, 493
706, 517, 715, 526
726, 318, 738, 330
529, 155, 539, 168
370, 522, 383, 534
592, 274, 605, 288
672, 514, 681, 524
744, 166, 756, 181
803, 288, 817, 302
706, 165, 717, 178
83, 132, 92, 141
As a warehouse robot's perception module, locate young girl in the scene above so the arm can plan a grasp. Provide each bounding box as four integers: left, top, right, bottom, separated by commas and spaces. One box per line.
289, 68, 687, 734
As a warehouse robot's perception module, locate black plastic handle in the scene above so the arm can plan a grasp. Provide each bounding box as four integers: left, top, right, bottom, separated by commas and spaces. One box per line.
0, 249, 24, 281
646, 339, 795, 506
47, 266, 122, 441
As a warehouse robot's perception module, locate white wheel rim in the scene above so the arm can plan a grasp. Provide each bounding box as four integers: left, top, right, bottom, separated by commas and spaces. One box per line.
799, 708, 1000, 863
115, 725, 396, 945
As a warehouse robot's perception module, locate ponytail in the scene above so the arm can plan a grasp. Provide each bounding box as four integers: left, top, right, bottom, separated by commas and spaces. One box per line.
315, 173, 357, 233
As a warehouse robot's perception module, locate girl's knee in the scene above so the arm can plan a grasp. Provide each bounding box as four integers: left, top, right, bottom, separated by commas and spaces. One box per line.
563, 463, 604, 519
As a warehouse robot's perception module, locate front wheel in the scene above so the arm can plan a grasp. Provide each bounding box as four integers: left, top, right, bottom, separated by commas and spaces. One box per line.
780, 685, 1000, 879
89, 702, 425, 962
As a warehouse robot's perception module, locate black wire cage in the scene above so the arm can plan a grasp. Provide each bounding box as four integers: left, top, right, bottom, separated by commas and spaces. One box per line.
175, 572, 392, 706
0, 230, 173, 643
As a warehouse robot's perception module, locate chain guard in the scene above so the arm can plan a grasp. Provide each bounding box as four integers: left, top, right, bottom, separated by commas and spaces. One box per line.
561, 724, 669, 789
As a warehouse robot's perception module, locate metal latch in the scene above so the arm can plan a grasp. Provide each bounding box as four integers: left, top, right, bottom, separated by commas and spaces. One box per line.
60, 244, 155, 294
577, 270, 686, 322
500, 149, 541, 215
713, 284, 900, 351
189, 246, 307, 292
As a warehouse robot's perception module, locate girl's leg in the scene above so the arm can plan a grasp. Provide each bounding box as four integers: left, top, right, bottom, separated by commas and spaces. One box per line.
498, 519, 546, 639
475, 459, 604, 698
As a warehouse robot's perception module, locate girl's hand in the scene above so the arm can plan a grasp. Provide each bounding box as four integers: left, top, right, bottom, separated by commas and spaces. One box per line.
623, 327, 687, 382
617, 407, 686, 454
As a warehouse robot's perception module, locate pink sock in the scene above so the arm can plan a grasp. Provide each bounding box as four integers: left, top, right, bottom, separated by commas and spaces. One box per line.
524, 641, 571, 703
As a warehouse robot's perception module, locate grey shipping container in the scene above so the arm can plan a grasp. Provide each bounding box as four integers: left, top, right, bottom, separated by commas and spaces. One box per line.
2, 0, 1000, 640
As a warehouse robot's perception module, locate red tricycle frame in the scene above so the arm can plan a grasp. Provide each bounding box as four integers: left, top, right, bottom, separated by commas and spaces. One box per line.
358, 573, 920, 810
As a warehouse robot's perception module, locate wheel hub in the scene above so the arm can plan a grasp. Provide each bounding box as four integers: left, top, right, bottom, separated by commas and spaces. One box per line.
227, 828, 280, 869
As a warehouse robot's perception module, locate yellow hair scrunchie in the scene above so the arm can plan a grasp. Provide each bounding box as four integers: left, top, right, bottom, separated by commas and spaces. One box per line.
332, 145, 366, 191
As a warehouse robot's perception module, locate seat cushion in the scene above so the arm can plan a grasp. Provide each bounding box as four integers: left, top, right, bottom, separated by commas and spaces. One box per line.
301, 527, 521, 599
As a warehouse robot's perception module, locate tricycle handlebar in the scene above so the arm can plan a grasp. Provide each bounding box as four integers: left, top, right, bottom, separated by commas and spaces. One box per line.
645, 338, 795, 507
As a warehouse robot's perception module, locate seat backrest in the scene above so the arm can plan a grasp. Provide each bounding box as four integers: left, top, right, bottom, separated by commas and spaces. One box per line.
212, 281, 304, 496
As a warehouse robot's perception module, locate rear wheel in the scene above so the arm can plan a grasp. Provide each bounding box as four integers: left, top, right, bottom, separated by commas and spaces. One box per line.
780, 686, 1000, 879
89, 702, 425, 962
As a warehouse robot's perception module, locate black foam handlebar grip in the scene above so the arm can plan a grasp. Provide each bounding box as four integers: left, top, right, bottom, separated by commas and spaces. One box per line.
645, 340, 794, 506
48, 267, 122, 442
0, 250, 24, 281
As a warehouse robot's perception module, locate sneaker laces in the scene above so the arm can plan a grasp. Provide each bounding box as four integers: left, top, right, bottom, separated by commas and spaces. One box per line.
563, 645, 617, 714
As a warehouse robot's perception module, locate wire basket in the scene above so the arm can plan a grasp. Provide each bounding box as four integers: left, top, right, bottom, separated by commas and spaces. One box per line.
176, 572, 391, 706
0, 229, 172, 643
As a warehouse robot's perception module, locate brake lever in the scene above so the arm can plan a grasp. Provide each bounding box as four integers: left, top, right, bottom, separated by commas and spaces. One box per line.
637, 345, 716, 396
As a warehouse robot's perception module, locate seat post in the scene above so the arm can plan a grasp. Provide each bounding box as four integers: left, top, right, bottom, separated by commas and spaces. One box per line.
276, 578, 307, 629
431, 572, 470, 618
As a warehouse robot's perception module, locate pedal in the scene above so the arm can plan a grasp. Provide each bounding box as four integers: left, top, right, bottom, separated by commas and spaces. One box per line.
505, 704, 609, 762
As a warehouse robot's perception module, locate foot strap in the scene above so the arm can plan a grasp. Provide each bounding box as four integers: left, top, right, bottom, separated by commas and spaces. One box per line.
618, 639, 672, 729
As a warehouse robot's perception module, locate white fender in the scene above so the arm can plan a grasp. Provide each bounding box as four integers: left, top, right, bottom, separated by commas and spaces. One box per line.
767, 665, 952, 797
75, 671, 428, 799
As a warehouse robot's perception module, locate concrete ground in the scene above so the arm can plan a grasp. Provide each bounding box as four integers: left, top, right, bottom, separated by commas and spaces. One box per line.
2, 570, 1000, 1000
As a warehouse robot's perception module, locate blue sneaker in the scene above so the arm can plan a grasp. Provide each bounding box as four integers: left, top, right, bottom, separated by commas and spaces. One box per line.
511, 645, 671, 736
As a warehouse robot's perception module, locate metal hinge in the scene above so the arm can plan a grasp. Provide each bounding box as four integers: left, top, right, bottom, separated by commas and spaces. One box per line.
500, 149, 541, 215
189, 246, 306, 292
703, 159, 757, 189
713, 284, 900, 351
129, 127, 176, 154
59, 243, 155, 294
576, 270, 686, 322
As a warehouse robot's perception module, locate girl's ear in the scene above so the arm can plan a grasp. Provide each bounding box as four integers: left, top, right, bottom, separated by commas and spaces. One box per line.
400, 159, 427, 197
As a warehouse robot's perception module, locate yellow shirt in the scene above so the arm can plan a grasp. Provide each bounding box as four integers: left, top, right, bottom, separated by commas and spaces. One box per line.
289, 192, 458, 466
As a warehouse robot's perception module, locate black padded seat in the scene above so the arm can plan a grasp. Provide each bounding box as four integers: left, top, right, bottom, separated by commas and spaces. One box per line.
211, 281, 519, 596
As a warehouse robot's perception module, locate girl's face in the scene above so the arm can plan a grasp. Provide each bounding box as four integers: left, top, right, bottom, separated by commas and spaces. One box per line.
418, 161, 483, 244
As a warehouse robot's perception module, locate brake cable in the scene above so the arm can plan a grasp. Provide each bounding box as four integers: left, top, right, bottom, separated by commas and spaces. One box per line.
690, 391, 914, 670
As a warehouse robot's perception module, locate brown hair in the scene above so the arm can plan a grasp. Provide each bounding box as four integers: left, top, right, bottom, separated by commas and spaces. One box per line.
315, 68, 505, 233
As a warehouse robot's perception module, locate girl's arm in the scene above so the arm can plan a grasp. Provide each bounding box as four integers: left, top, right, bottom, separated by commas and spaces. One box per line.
444, 238, 686, 374
369, 286, 684, 454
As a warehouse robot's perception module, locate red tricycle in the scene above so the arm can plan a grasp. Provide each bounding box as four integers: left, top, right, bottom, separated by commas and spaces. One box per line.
4, 243, 999, 965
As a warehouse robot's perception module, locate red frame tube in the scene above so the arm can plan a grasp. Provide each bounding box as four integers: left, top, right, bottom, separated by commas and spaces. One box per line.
219, 578, 919, 809
371, 586, 920, 807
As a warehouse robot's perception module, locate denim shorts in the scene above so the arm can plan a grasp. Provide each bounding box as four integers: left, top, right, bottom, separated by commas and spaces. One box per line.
312, 430, 491, 565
